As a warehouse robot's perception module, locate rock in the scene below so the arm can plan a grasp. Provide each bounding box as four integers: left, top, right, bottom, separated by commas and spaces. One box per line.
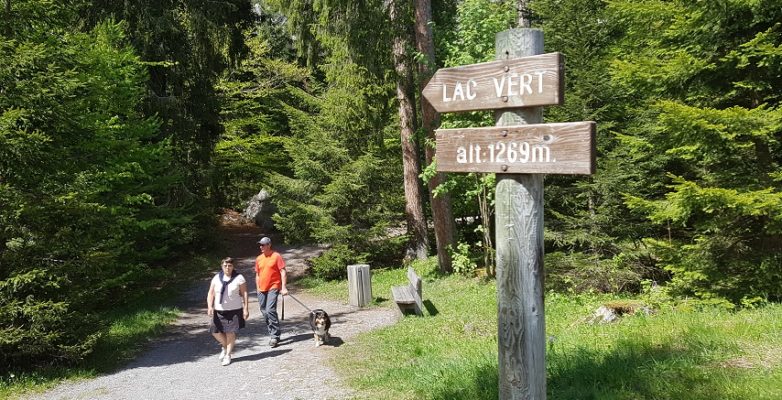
242, 189, 277, 231
588, 301, 654, 324
590, 305, 619, 324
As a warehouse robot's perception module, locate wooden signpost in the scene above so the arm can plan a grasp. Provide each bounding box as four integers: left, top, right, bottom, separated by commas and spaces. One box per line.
435, 122, 595, 175
423, 28, 596, 400
422, 52, 564, 113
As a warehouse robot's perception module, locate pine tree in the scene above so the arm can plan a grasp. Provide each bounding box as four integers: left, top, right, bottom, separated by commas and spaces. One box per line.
608, 0, 782, 303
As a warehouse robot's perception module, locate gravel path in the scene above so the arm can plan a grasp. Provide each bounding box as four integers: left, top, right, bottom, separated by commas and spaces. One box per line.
23, 228, 397, 400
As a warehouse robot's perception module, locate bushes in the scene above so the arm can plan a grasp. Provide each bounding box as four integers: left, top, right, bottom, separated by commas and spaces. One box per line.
310, 244, 363, 280
310, 236, 408, 281
545, 251, 643, 294
451, 242, 478, 276
0, 269, 103, 371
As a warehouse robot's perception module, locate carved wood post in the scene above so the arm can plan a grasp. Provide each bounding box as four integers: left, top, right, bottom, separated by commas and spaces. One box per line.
494, 28, 547, 400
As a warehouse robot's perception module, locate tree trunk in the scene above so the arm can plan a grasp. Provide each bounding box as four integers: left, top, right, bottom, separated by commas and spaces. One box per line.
390, 0, 428, 260
4, 0, 10, 36
413, 0, 454, 273
517, 0, 532, 28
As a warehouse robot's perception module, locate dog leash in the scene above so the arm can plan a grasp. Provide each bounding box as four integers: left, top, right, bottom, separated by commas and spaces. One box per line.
285, 293, 314, 314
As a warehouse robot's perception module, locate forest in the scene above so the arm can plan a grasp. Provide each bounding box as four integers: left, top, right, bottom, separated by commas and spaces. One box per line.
1, 0, 780, 373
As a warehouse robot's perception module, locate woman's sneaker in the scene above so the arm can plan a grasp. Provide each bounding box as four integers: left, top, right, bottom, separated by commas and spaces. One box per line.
221, 354, 231, 366
219, 348, 226, 361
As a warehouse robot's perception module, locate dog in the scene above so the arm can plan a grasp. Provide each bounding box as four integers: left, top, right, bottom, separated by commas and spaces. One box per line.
308, 309, 331, 347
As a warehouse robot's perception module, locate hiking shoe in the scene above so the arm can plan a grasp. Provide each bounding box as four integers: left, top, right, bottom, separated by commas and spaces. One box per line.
269, 338, 279, 348
221, 354, 231, 366
219, 348, 226, 361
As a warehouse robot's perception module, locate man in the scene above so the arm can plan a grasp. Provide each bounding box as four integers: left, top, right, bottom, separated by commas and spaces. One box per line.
255, 236, 288, 347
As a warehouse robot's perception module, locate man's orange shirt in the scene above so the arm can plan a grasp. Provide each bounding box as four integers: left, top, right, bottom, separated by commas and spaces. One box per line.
255, 251, 285, 292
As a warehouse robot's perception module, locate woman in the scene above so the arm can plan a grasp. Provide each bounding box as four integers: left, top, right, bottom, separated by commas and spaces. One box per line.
207, 257, 249, 366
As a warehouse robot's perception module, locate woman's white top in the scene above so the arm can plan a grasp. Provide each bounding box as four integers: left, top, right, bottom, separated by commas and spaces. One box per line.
211, 273, 246, 311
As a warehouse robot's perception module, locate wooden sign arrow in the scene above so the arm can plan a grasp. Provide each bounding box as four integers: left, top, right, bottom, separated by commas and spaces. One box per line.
422, 52, 564, 113
435, 121, 595, 174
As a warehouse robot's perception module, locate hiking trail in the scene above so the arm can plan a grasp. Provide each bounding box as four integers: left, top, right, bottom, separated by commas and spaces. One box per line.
23, 221, 397, 400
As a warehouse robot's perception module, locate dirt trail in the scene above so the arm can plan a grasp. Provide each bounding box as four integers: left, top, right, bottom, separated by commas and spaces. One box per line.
23, 224, 397, 400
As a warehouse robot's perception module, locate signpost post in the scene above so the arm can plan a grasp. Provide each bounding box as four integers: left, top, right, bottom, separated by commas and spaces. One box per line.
422, 28, 596, 400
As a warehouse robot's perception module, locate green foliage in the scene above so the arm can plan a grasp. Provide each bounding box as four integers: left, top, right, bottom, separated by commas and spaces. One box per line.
530, 0, 642, 295
628, 180, 782, 302
260, 0, 782, 305
214, 30, 314, 207
216, 1, 402, 257
252, 8, 405, 263
310, 244, 364, 281
608, 0, 782, 303
437, 0, 515, 67
0, 270, 99, 366
430, 1, 512, 275
6, 1, 780, 384
450, 242, 477, 276
0, 8, 190, 371
545, 251, 642, 294
80, 0, 256, 205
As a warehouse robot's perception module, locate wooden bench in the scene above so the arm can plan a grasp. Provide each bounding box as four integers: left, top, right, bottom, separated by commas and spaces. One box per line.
391, 267, 422, 316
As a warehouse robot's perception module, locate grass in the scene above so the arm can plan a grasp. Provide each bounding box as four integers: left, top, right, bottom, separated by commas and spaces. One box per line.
318, 258, 782, 400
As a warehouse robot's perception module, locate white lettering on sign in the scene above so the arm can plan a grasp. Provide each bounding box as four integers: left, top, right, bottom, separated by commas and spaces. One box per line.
492, 71, 546, 98
456, 141, 554, 164
440, 71, 548, 103
442, 79, 478, 102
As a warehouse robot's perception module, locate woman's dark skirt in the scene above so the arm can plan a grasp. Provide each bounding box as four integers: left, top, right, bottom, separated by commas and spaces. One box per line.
209, 308, 245, 333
